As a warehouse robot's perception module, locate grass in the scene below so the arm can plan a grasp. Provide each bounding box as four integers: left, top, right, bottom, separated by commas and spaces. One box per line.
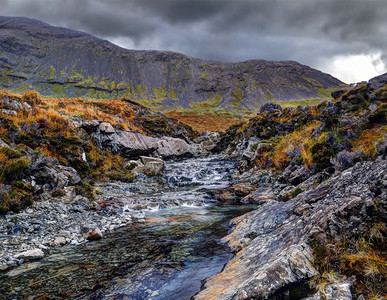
270, 97, 329, 108
310, 222, 387, 299
351, 126, 387, 158
165, 109, 248, 132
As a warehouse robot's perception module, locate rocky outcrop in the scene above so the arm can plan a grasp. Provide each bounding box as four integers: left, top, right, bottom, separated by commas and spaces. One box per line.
82, 120, 196, 159
195, 158, 386, 299
0, 16, 343, 111
367, 72, 387, 96
28, 154, 81, 190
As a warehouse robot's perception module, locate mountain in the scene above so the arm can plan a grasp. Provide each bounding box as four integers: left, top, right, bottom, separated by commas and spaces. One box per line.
0, 16, 344, 113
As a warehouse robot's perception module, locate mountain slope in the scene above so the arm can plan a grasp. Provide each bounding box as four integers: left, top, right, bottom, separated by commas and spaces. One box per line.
0, 16, 344, 112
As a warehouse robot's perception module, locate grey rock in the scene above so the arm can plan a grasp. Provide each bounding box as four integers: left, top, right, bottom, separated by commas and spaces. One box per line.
155, 136, 195, 159
53, 237, 67, 246
367, 72, 387, 96
0, 109, 17, 115
93, 129, 194, 160
140, 156, 165, 176
259, 102, 282, 114
0, 138, 9, 148
15, 249, 44, 260
323, 282, 352, 300
86, 227, 103, 241
195, 158, 386, 299
99, 122, 115, 134
80, 120, 100, 132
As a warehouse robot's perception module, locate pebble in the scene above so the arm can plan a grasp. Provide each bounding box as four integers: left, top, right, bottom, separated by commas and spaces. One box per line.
0, 198, 132, 269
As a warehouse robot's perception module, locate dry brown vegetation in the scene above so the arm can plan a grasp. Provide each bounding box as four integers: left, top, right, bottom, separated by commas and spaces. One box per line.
0, 90, 194, 213
165, 110, 247, 132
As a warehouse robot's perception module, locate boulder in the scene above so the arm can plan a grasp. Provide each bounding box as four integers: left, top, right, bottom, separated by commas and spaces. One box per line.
80, 120, 100, 132
86, 227, 103, 241
140, 156, 165, 176
155, 136, 195, 159
194, 131, 221, 154
93, 129, 195, 160
259, 102, 282, 114
99, 122, 115, 134
15, 248, 44, 260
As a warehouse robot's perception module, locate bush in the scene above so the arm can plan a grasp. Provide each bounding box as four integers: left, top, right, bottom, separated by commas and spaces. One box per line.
311, 140, 336, 169
1, 157, 29, 182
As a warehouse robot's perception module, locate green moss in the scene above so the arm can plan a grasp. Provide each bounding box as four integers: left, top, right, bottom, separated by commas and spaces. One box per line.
136, 84, 143, 96
214, 92, 222, 105
169, 86, 178, 100
14, 84, 31, 93
290, 187, 303, 198
264, 89, 274, 100
52, 84, 64, 95
153, 87, 168, 98
271, 98, 327, 108
230, 87, 243, 107
48, 66, 56, 80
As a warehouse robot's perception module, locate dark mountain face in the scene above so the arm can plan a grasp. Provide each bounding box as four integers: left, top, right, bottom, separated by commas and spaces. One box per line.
0, 16, 344, 112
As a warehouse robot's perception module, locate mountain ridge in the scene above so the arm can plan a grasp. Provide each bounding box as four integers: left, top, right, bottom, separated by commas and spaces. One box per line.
0, 16, 344, 112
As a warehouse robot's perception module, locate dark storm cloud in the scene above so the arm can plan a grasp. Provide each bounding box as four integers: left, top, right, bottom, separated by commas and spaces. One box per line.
1, 0, 386, 82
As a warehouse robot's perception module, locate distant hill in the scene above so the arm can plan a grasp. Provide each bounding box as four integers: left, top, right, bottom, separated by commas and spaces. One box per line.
0, 16, 344, 112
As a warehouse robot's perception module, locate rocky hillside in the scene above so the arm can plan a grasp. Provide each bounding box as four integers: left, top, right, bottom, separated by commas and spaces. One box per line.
196, 73, 387, 299
0, 89, 199, 215
0, 16, 344, 113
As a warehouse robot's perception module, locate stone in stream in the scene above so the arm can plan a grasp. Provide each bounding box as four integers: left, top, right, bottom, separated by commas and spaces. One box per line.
53, 237, 67, 246
86, 227, 103, 241
140, 156, 165, 176
15, 249, 45, 261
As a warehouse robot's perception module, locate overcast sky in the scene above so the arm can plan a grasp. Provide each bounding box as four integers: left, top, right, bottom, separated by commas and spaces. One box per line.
1, 0, 386, 83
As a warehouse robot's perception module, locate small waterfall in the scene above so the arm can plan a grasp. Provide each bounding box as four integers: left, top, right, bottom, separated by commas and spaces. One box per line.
97, 156, 236, 213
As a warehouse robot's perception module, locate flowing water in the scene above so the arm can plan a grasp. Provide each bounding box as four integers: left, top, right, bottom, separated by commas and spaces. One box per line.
0, 157, 255, 299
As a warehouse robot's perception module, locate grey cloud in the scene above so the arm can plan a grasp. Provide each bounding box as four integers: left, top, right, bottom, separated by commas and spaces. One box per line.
1, 0, 386, 81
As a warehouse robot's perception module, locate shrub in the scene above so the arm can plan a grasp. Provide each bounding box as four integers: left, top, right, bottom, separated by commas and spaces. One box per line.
311, 140, 336, 169
1, 157, 29, 183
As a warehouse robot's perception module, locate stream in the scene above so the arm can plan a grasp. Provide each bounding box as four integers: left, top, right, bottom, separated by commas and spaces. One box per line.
0, 156, 255, 299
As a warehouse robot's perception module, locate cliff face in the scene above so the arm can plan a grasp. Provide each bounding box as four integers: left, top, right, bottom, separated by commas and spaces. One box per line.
0, 16, 344, 112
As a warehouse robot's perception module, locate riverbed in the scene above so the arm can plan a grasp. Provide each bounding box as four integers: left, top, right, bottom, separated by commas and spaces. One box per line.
0, 156, 255, 299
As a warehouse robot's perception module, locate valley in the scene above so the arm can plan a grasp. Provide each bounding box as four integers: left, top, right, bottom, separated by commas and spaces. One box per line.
0, 15, 386, 300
